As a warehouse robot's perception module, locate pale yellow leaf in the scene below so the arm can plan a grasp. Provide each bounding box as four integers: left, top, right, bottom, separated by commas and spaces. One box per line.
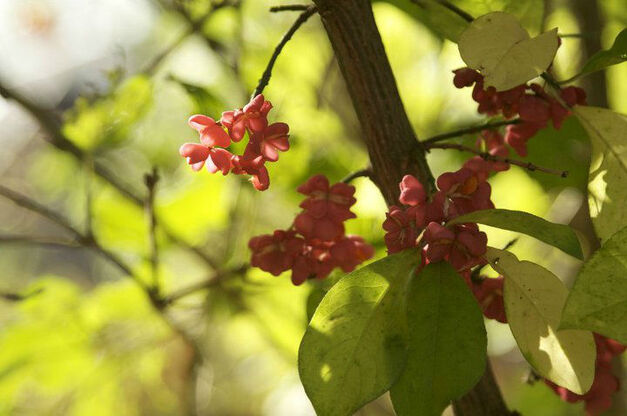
574, 106, 627, 242
458, 12, 558, 91
486, 248, 596, 394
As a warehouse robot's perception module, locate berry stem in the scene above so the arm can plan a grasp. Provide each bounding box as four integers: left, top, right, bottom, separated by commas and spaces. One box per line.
341, 168, 374, 183
252, 5, 318, 98
427, 143, 569, 177
422, 119, 521, 145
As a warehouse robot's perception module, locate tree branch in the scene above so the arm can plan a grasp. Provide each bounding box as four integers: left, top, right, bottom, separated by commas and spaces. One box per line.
341, 168, 373, 183
270, 4, 311, 12
0, 185, 142, 287
163, 264, 248, 305
0, 234, 81, 249
426, 143, 569, 177
0, 288, 44, 302
312, 0, 434, 203
144, 168, 160, 293
252, 5, 318, 97
422, 119, 520, 145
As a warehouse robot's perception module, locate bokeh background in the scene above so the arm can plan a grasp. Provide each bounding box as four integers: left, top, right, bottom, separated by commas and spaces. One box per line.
0, 0, 625, 415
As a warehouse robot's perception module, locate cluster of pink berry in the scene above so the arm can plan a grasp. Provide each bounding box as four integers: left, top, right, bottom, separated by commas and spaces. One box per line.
179, 94, 289, 190
249, 175, 374, 285
383, 170, 491, 273
453, 68, 586, 157
464, 274, 506, 323
545, 334, 625, 415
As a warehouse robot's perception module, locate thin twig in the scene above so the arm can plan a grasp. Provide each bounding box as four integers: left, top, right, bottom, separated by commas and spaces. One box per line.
0, 82, 220, 271
0, 288, 44, 302
0, 234, 81, 249
84, 157, 94, 239
426, 143, 569, 177
342, 168, 373, 183
252, 5, 318, 97
144, 168, 160, 293
163, 264, 248, 305
409, 0, 473, 22
140, 5, 218, 75
0, 185, 83, 239
0, 185, 143, 286
435, 0, 473, 22
422, 119, 521, 145
270, 4, 310, 12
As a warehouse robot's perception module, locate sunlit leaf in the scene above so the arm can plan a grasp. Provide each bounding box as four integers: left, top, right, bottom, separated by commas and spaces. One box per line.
561, 226, 627, 343
458, 12, 558, 90
390, 261, 486, 416
563, 29, 627, 83
574, 106, 627, 242
449, 209, 583, 259
377, 0, 544, 42
486, 248, 596, 394
298, 250, 418, 416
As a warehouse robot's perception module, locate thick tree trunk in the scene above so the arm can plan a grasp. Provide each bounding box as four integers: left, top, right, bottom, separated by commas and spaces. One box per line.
311, 0, 515, 415
312, 0, 433, 204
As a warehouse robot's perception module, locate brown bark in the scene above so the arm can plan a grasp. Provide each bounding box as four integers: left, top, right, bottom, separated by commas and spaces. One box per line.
312, 0, 433, 205
311, 0, 514, 415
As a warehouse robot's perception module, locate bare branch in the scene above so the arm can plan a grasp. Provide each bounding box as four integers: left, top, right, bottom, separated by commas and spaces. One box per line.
426, 143, 569, 177
0, 234, 81, 249
341, 168, 373, 183
0, 185, 143, 287
270, 4, 310, 12
144, 168, 160, 292
0, 288, 44, 302
252, 5, 318, 97
163, 264, 248, 304
422, 119, 520, 145
0, 185, 83, 239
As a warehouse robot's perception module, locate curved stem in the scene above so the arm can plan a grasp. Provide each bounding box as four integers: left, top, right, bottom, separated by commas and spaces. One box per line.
427, 143, 569, 177
252, 5, 318, 97
422, 119, 520, 145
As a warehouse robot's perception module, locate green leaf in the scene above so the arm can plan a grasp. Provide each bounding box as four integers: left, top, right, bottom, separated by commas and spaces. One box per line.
298, 250, 418, 416
574, 106, 627, 242
563, 29, 627, 83
458, 12, 558, 91
376, 0, 544, 42
560, 226, 627, 343
448, 209, 583, 259
486, 248, 596, 394
375, 0, 469, 42
390, 261, 486, 416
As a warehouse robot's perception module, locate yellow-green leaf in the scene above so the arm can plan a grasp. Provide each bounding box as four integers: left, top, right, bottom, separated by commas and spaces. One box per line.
458, 12, 558, 91
561, 226, 627, 343
486, 248, 596, 394
563, 29, 627, 83
574, 106, 627, 242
